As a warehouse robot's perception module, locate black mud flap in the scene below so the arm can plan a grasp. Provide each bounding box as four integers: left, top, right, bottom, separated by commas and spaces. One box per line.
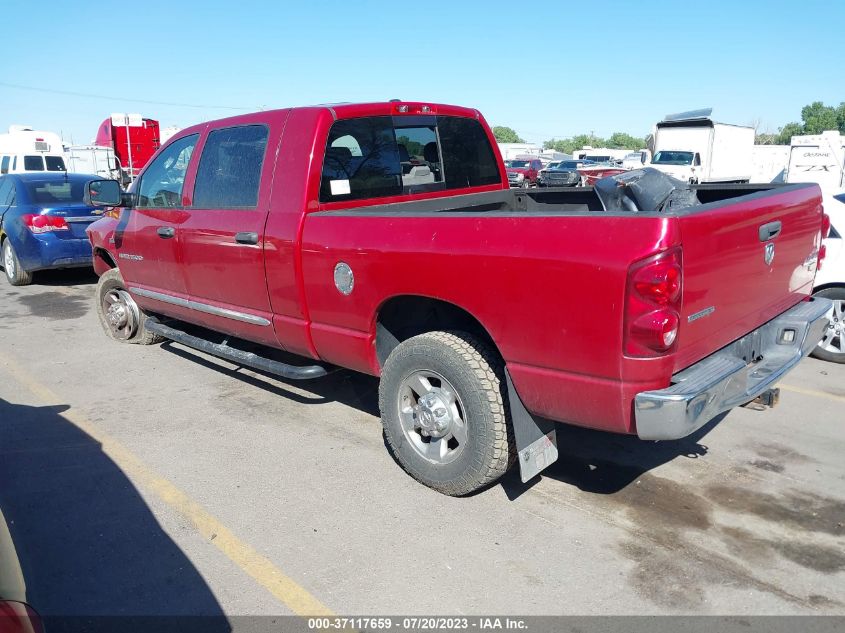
505, 369, 558, 483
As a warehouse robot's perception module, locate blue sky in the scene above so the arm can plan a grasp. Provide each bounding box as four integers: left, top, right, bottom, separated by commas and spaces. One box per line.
0, 0, 842, 145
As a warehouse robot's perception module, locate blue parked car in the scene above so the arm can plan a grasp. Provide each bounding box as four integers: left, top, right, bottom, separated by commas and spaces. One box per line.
0, 172, 103, 286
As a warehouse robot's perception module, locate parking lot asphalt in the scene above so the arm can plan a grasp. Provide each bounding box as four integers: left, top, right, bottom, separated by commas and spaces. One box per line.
0, 270, 843, 618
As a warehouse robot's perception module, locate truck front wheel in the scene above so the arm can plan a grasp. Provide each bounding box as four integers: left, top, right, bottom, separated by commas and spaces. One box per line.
378, 330, 514, 496
95, 269, 163, 345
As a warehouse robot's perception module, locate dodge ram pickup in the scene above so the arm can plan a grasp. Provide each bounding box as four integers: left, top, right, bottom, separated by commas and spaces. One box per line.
84, 101, 832, 496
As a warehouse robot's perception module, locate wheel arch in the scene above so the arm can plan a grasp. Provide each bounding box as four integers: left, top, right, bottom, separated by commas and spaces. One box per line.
373, 295, 502, 370
92, 247, 117, 276
813, 282, 845, 294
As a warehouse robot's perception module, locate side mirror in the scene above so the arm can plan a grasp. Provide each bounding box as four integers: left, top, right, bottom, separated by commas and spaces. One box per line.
84, 179, 127, 207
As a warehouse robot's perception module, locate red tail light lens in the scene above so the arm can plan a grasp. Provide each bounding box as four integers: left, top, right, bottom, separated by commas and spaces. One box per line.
821, 213, 831, 239
625, 248, 682, 357
21, 214, 69, 234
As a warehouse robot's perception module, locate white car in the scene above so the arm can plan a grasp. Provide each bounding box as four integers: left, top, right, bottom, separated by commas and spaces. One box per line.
811, 191, 845, 363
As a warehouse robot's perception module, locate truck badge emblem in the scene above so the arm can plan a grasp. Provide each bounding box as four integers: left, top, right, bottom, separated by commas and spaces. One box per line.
334, 262, 354, 295
764, 242, 775, 267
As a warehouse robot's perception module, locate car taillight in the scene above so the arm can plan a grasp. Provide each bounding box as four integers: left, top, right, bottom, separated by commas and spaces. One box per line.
625, 248, 682, 357
22, 214, 69, 234
821, 213, 831, 239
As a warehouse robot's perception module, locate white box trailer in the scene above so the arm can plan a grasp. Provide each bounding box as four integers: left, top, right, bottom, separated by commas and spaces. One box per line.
651, 109, 755, 183
785, 130, 844, 192
65, 145, 122, 180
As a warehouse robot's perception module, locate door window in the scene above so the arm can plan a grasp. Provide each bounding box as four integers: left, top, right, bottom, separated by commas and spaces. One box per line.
136, 134, 198, 208
0, 157, 8, 174
192, 125, 269, 209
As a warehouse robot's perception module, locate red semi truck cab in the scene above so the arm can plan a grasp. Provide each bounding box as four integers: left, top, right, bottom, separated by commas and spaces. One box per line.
94, 115, 161, 178
85, 101, 832, 496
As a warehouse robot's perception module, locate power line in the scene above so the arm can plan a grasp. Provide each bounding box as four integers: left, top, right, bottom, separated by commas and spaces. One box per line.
0, 81, 252, 111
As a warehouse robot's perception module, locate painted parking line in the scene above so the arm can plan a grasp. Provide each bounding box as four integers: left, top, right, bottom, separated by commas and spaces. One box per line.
779, 383, 845, 404
0, 350, 333, 617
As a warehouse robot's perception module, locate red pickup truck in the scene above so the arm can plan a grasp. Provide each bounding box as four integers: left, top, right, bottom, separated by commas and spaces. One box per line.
84, 101, 832, 496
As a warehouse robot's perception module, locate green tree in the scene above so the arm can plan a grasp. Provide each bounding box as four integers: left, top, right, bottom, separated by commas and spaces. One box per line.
492, 126, 524, 143
800, 101, 839, 134
775, 122, 803, 145
836, 102, 845, 133
606, 132, 647, 150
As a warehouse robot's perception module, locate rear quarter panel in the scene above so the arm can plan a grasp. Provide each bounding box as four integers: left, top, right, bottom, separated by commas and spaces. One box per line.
300, 211, 679, 432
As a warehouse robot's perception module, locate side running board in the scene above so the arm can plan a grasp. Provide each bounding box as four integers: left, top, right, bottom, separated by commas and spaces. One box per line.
145, 318, 328, 380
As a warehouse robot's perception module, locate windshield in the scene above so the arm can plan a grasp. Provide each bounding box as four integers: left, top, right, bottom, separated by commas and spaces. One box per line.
24, 179, 86, 204
652, 151, 695, 165
558, 161, 583, 169
45, 156, 66, 171
506, 160, 529, 168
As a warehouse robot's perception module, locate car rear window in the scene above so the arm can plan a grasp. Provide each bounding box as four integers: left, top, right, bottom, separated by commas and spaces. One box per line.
320, 114, 501, 203
24, 155, 44, 171
24, 180, 85, 203
193, 125, 269, 209
45, 156, 66, 171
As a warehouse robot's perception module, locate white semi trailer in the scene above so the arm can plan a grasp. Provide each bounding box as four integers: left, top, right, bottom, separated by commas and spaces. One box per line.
651, 109, 755, 183
785, 130, 844, 191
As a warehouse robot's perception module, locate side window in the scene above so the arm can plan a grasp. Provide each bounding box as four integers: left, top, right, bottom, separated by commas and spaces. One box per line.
24, 155, 44, 171
394, 123, 443, 189
0, 179, 10, 205
0, 156, 8, 174
136, 134, 198, 208
437, 117, 501, 188
193, 125, 268, 209
320, 117, 401, 202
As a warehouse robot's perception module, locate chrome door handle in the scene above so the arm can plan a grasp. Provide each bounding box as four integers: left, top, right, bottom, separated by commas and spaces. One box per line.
235, 232, 258, 245
759, 221, 782, 241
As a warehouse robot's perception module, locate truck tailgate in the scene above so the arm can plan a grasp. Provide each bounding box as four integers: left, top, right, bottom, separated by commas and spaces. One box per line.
673, 184, 823, 371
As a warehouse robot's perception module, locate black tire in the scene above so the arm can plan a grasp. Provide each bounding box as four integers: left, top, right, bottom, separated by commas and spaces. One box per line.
95, 269, 163, 345
810, 287, 845, 364
378, 330, 514, 496
2, 238, 34, 286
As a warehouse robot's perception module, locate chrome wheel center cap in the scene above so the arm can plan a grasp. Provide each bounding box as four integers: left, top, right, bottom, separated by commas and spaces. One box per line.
415, 392, 452, 438
108, 304, 127, 328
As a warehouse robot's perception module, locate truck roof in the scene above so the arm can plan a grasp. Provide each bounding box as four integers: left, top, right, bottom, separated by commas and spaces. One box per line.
170, 101, 483, 139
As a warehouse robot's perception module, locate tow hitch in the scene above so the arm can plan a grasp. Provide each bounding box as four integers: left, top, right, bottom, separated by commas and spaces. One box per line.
742, 387, 780, 411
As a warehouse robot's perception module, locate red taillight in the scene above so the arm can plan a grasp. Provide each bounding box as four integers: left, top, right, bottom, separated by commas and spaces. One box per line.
818, 243, 827, 270
821, 213, 831, 239
625, 248, 682, 357
392, 102, 436, 115
22, 214, 69, 234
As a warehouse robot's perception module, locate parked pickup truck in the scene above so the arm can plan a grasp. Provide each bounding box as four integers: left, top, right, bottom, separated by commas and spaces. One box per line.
84, 101, 832, 496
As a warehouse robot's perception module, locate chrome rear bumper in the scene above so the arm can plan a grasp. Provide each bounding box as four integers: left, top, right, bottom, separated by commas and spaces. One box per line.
635, 298, 833, 440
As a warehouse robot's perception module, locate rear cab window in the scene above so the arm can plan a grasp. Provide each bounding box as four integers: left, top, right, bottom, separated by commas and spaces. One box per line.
319, 114, 501, 204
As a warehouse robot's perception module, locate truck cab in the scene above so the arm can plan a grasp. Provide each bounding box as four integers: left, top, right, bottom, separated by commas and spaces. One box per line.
650, 150, 702, 183
0, 126, 67, 175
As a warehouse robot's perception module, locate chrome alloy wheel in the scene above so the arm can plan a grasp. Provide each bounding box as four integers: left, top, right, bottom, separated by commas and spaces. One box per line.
398, 370, 468, 464
102, 288, 141, 340
819, 299, 845, 356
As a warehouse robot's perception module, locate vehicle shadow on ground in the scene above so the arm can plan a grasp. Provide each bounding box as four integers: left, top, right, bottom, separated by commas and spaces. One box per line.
500, 413, 724, 499
0, 398, 231, 631
158, 338, 725, 500
30, 268, 98, 287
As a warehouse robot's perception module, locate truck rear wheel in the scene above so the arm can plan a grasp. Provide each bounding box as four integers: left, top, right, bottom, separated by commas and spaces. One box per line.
95, 269, 163, 345
810, 287, 845, 364
378, 330, 513, 496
